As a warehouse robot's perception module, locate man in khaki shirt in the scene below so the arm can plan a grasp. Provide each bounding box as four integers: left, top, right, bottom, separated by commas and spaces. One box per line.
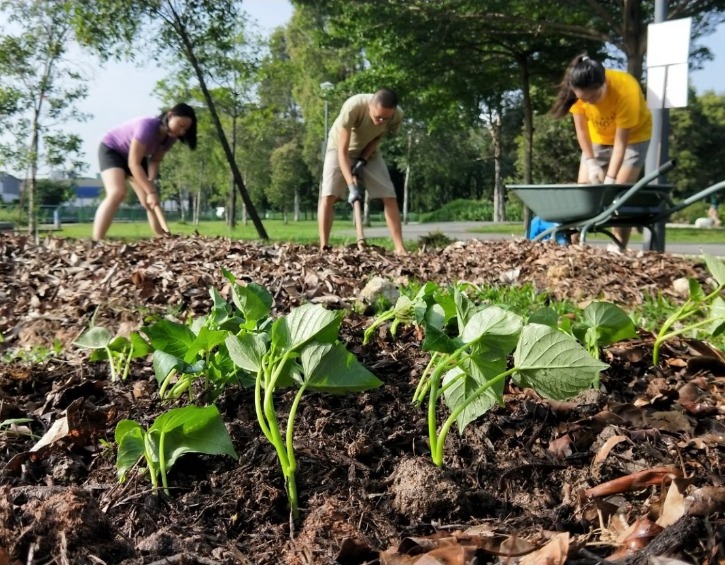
318, 88, 406, 254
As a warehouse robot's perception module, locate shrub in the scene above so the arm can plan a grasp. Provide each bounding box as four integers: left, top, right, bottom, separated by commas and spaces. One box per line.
419, 198, 523, 222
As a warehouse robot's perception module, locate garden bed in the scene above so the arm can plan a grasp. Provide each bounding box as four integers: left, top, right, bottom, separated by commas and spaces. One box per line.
0, 234, 722, 565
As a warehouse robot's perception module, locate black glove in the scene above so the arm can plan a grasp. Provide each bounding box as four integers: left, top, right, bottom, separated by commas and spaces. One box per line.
351, 158, 367, 178
347, 183, 362, 205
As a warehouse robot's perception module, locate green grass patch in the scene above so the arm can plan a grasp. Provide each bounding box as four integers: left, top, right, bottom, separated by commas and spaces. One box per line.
39, 219, 399, 248
467, 223, 725, 244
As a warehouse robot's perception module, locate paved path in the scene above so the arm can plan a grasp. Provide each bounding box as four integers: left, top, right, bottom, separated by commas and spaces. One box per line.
343, 221, 725, 257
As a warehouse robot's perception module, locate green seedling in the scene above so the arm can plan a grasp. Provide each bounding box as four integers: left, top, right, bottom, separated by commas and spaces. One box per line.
652, 254, 725, 364
363, 281, 450, 345
0, 417, 35, 438
74, 327, 151, 382
226, 302, 382, 522
417, 289, 608, 467
115, 404, 238, 496
532, 301, 637, 388
144, 276, 273, 401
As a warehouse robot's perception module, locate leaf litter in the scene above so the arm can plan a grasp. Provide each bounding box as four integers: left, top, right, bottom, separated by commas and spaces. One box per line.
0, 233, 723, 564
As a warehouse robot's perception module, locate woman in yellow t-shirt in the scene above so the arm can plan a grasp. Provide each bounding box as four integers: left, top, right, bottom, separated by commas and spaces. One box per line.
550, 54, 652, 246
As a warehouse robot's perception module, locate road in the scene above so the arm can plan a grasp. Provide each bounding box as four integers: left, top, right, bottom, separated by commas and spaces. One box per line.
344, 221, 725, 257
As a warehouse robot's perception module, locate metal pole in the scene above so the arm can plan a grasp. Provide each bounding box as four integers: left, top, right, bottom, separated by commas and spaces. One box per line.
643, 0, 669, 250
645, 0, 669, 179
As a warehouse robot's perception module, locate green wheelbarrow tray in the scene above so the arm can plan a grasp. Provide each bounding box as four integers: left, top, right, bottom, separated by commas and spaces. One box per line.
508, 160, 725, 252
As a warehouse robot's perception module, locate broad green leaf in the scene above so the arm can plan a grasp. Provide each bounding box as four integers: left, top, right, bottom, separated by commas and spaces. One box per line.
580, 302, 637, 346
107, 335, 131, 353
208, 347, 252, 391
424, 303, 446, 331
147, 405, 238, 468
74, 326, 112, 349
704, 253, 725, 287
708, 296, 725, 336
129, 331, 153, 358
461, 306, 522, 358
433, 287, 457, 324
143, 319, 197, 359
232, 282, 273, 324
443, 355, 507, 432
687, 277, 706, 304
528, 308, 559, 327
185, 327, 229, 362
208, 287, 231, 327
454, 288, 475, 334
300, 343, 382, 393
152, 350, 206, 385
225, 332, 268, 373
513, 324, 609, 400
422, 322, 457, 354
115, 419, 145, 481
272, 303, 341, 351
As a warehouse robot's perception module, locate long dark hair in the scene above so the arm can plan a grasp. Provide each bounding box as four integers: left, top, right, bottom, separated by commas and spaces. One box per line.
159, 103, 198, 150
549, 54, 606, 118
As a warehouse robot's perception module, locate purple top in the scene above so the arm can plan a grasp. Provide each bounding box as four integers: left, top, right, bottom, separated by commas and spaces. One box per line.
101, 116, 176, 157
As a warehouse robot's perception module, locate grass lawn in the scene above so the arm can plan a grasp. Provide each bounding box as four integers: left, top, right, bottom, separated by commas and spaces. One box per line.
40, 219, 393, 247
468, 222, 725, 244
31, 219, 725, 246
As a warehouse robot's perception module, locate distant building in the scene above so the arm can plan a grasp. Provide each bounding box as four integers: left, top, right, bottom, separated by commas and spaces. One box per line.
67, 176, 103, 207
0, 172, 21, 203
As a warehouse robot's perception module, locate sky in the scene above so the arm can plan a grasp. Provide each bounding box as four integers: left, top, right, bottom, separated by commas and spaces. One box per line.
68, 0, 295, 179
4, 2, 725, 179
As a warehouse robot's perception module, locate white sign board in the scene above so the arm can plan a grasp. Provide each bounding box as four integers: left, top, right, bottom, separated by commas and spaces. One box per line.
646, 17, 691, 109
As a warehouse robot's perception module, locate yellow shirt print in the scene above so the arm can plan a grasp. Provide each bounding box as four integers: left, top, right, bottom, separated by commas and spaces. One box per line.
570, 69, 652, 145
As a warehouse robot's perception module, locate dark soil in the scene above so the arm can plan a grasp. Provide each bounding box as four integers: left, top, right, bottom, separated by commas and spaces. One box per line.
0, 234, 723, 565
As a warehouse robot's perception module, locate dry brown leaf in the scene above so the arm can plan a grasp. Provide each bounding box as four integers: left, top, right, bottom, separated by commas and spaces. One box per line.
519, 532, 569, 565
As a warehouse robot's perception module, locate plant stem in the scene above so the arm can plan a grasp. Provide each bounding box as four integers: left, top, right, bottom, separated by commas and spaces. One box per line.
105, 345, 118, 382
159, 430, 169, 496
653, 316, 719, 363
122, 346, 133, 381
412, 353, 438, 405
432, 368, 514, 466
363, 311, 395, 345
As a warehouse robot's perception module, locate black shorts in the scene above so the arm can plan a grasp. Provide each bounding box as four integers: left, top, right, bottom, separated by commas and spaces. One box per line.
98, 143, 148, 177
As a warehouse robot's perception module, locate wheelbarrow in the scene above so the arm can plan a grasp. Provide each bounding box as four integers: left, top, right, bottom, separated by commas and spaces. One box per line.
507, 160, 725, 252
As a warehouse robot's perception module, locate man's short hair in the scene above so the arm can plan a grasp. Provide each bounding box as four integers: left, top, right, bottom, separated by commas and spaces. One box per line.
371, 88, 398, 109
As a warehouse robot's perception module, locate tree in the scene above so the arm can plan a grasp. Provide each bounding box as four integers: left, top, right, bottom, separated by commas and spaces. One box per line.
268, 141, 310, 222
668, 89, 725, 198
0, 0, 89, 235
68, 0, 269, 239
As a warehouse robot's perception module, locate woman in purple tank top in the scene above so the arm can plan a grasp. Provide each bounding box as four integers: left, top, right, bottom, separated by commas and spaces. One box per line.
93, 103, 197, 240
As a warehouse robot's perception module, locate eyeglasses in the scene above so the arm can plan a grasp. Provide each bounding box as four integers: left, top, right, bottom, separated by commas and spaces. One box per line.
372, 115, 392, 122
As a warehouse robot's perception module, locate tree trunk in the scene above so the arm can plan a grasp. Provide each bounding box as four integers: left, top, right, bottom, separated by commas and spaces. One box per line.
171, 13, 268, 239
294, 189, 300, 222
517, 52, 534, 229
490, 111, 505, 222
622, 0, 646, 81
227, 111, 237, 228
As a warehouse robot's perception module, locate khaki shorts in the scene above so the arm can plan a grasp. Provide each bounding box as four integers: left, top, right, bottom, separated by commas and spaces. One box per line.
583, 140, 650, 169
320, 150, 396, 200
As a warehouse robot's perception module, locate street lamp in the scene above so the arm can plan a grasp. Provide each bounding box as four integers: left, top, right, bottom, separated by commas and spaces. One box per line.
320, 81, 334, 159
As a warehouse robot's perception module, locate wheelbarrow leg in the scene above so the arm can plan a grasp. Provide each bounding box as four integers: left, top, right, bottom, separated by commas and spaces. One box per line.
642, 220, 666, 252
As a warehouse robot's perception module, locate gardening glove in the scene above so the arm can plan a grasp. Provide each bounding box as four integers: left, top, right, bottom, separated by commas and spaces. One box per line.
604, 175, 616, 185
347, 182, 362, 206
585, 158, 605, 184
351, 157, 367, 179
